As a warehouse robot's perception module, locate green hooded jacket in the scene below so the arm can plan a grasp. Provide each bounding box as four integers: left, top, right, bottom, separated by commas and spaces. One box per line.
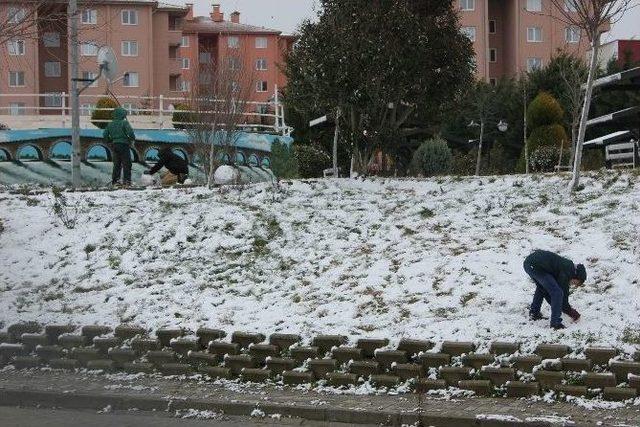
103, 107, 136, 145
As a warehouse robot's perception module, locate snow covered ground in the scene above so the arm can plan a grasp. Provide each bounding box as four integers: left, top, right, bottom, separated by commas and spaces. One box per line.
0, 172, 639, 353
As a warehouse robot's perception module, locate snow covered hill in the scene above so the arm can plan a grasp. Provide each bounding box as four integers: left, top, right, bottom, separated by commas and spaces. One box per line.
0, 172, 639, 353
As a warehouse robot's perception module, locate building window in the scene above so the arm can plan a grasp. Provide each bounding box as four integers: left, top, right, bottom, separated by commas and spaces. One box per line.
256, 104, 269, 114
460, 0, 475, 11
227, 36, 240, 48
80, 42, 98, 56
255, 37, 268, 49
181, 58, 190, 69
526, 0, 542, 12
9, 71, 25, 87
565, 27, 580, 43
564, 0, 578, 12
256, 58, 268, 71
121, 41, 138, 56
228, 57, 241, 70
527, 27, 542, 42
199, 52, 211, 64
122, 10, 138, 25
9, 103, 26, 116
461, 26, 477, 42
122, 103, 135, 114
44, 61, 61, 77
44, 93, 63, 108
489, 48, 497, 63
82, 71, 98, 87
179, 81, 190, 92
123, 72, 139, 87
256, 81, 268, 92
43, 32, 60, 48
489, 78, 497, 86
489, 20, 496, 34
181, 36, 189, 47
8, 7, 26, 24
80, 104, 95, 116
81, 9, 97, 24
7, 40, 25, 55
526, 57, 542, 71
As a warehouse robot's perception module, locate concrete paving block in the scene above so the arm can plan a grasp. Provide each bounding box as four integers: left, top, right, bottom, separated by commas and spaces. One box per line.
585, 347, 618, 365
249, 344, 280, 363
80, 326, 112, 341
610, 361, 640, 381
114, 325, 146, 340
375, 350, 407, 369
268, 333, 301, 351
265, 357, 297, 374
224, 354, 255, 375
308, 359, 337, 379
282, 370, 314, 385
170, 337, 199, 355
561, 358, 592, 372
418, 352, 451, 369
86, 359, 116, 372
535, 344, 570, 360
130, 338, 161, 354
349, 360, 380, 377
554, 384, 587, 397
290, 346, 319, 363
327, 372, 358, 387
20, 333, 49, 351
439, 366, 472, 386
35, 345, 64, 361
58, 334, 87, 349
441, 341, 475, 357
231, 331, 266, 349
48, 358, 79, 370
415, 378, 447, 393
511, 355, 542, 372
0, 343, 28, 358
458, 380, 492, 396
11, 356, 42, 369
199, 366, 232, 379
332, 346, 363, 364
312, 335, 348, 355
356, 338, 389, 358
635, 350, 640, 362
583, 372, 617, 389
122, 362, 156, 374
462, 353, 495, 370
480, 367, 515, 386
196, 328, 226, 348
146, 350, 177, 366
7, 322, 41, 341
392, 363, 423, 380
93, 337, 123, 354
396, 339, 434, 358
0, 332, 9, 344
629, 374, 640, 391
489, 341, 520, 355
506, 381, 540, 398
534, 370, 566, 389
107, 348, 138, 366
604, 387, 638, 401
156, 329, 184, 348
208, 341, 240, 357
241, 368, 272, 382
186, 351, 219, 368
44, 325, 77, 345
370, 374, 400, 388
71, 348, 102, 366
160, 363, 194, 376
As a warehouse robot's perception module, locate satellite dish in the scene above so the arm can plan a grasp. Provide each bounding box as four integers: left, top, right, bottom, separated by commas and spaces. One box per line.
97, 46, 118, 83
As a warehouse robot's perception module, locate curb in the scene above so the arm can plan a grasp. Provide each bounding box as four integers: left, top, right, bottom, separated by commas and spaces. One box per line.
0, 387, 555, 427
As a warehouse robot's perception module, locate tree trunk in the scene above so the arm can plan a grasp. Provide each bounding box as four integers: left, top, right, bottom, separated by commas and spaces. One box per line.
475, 120, 485, 176
569, 121, 578, 169
569, 36, 600, 192
206, 123, 217, 189
523, 87, 529, 174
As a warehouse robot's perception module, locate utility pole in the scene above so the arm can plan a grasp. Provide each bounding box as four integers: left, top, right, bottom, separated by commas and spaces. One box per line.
332, 107, 340, 177
69, 0, 81, 188
475, 119, 485, 176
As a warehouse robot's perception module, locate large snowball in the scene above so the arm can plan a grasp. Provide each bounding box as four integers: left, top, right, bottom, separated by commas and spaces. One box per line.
214, 165, 240, 185
140, 174, 159, 187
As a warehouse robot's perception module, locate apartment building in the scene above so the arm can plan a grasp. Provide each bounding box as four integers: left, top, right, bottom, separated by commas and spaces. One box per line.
458, 0, 592, 83
0, 1, 294, 116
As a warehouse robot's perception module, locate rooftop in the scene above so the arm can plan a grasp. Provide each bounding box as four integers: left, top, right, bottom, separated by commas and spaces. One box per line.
183, 16, 281, 35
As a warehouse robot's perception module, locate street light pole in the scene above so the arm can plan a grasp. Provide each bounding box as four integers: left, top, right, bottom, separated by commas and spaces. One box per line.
69, 0, 81, 188
475, 119, 485, 176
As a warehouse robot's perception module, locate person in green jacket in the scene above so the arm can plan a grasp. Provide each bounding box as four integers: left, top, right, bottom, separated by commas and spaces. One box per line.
523, 250, 587, 330
103, 107, 136, 186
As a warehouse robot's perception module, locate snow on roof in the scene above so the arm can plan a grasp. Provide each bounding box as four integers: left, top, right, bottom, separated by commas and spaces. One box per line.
583, 130, 634, 147
183, 17, 281, 35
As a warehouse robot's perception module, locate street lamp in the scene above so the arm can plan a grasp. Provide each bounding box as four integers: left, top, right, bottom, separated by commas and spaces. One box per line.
469, 119, 508, 176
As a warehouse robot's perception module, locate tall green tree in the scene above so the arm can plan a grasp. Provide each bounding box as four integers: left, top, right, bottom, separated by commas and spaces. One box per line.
284, 0, 474, 175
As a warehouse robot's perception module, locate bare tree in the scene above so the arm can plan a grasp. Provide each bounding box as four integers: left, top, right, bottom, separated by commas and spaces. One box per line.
557, 56, 589, 168
549, 0, 634, 191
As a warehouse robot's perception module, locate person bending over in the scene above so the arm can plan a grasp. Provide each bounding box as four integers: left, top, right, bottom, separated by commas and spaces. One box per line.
144, 147, 189, 185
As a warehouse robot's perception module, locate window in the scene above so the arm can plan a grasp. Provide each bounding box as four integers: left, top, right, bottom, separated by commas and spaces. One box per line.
489, 78, 497, 86
123, 72, 139, 87
7, 40, 25, 55
527, 27, 542, 42
256, 104, 268, 114
122, 103, 135, 114
565, 27, 580, 43
80, 42, 98, 56
565, 0, 578, 12
256, 58, 268, 70
9, 103, 25, 116
43, 32, 60, 48
9, 71, 25, 87
44, 93, 63, 108
228, 57, 241, 70
461, 26, 477, 42
489, 48, 497, 63
199, 73, 211, 85
81, 9, 97, 24
255, 37, 268, 49
121, 41, 138, 56
8, 7, 26, 24
122, 10, 138, 25
227, 36, 239, 48
181, 58, 190, 69
80, 104, 95, 116
526, 0, 542, 12
199, 52, 211, 64
82, 71, 98, 87
460, 0, 475, 11
489, 20, 496, 34
181, 36, 189, 47
179, 81, 190, 92
231, 81, 240, 93
256, 81, 268, 92
44, 61, 61, 77
526, 57, 542, 71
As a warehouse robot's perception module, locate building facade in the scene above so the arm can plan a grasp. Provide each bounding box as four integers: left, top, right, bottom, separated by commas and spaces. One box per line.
597, 39, 640, 68
458, 0, 592, 83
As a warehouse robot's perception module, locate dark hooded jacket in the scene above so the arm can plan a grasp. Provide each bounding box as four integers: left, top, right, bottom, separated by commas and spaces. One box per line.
148, 147, 189, 176
103, 107, 136, 145
524, 250, 576, 312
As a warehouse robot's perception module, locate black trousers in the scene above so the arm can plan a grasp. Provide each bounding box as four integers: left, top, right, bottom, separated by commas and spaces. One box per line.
112, 144, 132, 184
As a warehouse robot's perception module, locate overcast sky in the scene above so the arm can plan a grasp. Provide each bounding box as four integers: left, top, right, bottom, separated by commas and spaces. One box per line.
180, 0, 639, 39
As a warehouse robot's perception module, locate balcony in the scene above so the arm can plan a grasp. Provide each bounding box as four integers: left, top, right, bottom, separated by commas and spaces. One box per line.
168, 30, 182, 47
168, 57, 182, 76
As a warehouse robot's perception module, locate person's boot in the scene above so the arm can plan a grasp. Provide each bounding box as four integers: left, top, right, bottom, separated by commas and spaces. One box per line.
551, 323, 566, 330
529, 312, 548, 321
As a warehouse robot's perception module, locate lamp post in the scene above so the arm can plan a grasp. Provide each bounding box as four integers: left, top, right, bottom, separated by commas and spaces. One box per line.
469, 119, 508, 176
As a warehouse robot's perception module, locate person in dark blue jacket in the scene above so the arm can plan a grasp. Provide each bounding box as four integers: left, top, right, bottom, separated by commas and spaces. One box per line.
523, 250, 587, 330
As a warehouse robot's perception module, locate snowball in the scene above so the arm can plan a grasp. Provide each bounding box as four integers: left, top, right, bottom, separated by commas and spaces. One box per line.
214, 165, 239, 185
140, 174, 159, 187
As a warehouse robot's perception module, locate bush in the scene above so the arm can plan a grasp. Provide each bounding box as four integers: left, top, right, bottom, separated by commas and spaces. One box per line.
295, 145, 332, 178
450, 150, 476, 176
270, 139, 299, 179
91, 97, 119, 129
529, 146, 562, 173
527, 92, 564, 129
528, 124, 568, 153
172, 103, 193, 130
409, 137, 453, 177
